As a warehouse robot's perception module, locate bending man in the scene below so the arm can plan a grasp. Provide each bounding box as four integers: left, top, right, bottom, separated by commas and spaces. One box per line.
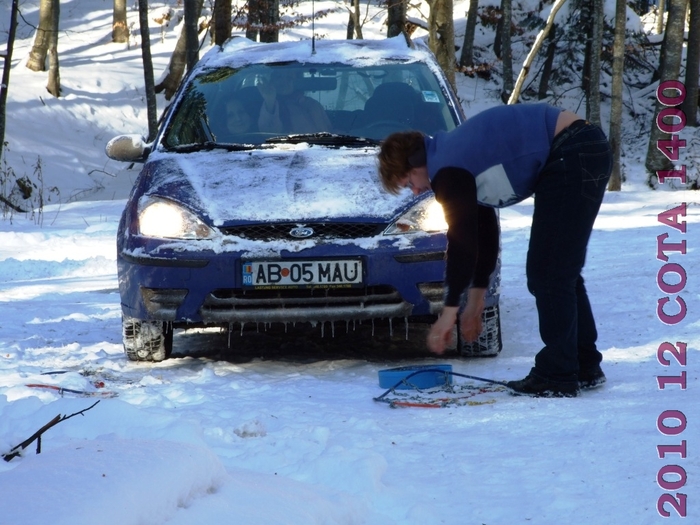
378, 103, 612, 397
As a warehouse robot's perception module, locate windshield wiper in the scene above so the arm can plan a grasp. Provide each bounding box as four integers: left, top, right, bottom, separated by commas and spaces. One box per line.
264, 132, 380, 146
166, 141, 257, 153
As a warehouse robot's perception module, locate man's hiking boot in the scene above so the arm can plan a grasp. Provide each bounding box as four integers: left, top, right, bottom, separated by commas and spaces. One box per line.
578, 366, 606, 390
506, 369, 579, 398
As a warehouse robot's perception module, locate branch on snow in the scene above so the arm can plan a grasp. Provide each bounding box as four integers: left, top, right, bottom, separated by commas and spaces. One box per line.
2, 401, 101, 462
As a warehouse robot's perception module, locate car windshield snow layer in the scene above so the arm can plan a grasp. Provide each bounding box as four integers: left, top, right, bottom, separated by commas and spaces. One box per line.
106, 37, 501, 363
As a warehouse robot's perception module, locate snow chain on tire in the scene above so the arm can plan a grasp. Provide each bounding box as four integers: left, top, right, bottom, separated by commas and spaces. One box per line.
459, 304, 502, 357
122, 317, 173, 362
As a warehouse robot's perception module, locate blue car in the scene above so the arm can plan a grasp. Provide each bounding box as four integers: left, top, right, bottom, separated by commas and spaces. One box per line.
106, 36, 501, 361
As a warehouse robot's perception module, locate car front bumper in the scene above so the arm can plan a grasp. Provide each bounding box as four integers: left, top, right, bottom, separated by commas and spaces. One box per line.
117, 233, 467, 328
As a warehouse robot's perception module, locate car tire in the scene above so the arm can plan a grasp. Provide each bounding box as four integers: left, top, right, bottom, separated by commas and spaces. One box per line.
122, 316, 174, 362
459, 303, 502, 357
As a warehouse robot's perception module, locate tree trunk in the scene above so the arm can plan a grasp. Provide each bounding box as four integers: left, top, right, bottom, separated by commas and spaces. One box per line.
494, 14, 502, 58
500, 0, 513, 101
387, 0, 407, 38
608, 0, 627, 191
138, 0, 158, 141
644, 0, 689, 182
459, 0, 479, 68
156, 27, 187, 99
185, 0, 201, 71
0, 0, 20, 161
581, 0, 592, 94
346, 0, 356, 40
353, 0, 363, 39
45, 0, 60, 97
508, 0, 568, 105
537, 24, 556, 99
155, 0, 204, 100
259, 0, 280, 42
247, 0, 279, 42
586, 0, 603, 125
26, 0, 53, 72
246, 0, 260, 41
657, 0, 666, 33
681, 0, 700, 126
113, 0, 129, 43
213, 0, 232, 46
427, 0, 456, 92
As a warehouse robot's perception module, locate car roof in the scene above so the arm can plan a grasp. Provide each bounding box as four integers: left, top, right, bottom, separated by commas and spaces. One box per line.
198, 35, 437, 70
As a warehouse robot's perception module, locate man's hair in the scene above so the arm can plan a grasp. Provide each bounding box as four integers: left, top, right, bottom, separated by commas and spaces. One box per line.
377, 131, 426, 194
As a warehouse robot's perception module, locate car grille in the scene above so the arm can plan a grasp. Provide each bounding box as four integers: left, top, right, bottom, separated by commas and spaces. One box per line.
200, 285, 413, 324
219, 222, 385, 241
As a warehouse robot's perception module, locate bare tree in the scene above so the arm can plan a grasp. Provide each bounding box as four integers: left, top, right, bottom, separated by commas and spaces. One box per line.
459, 0, 479, 68
26, 0, 53, 71
246, 0, 260, 40
387, 0, 407, 38
0, 0, 20, 162
346, 0, 356, 39
426, 0, 457, 91
537, 24, 557, 99
656, 0, 666, 33
138, 0, 158, 140
346, 0, 364, 39
681, 0, 700, 126
508, 0, 568, 105
155, 0, 205, 100
500, 0, 513, 102
608, 0, 627, 191
185, 0, 201, 70
585, 0, 603, 125
644, 0, 689, 182
260, 0, 280, 42
113, 0, 129, 43
247, 0, 280, 42
213, 0, 232, 46
46, 0, 60, 97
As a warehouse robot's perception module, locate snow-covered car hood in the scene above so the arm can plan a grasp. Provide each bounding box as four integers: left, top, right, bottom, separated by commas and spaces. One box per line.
144, 144, 415, 226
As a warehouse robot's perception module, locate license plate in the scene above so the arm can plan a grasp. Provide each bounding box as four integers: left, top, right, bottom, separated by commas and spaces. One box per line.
242, 259, 363, 288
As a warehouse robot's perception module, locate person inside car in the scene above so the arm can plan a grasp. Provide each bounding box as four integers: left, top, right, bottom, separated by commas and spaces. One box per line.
225, 97, 256, 134
257, 69, 332, 134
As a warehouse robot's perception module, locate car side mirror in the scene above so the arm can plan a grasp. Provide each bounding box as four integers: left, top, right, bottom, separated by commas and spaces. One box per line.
105, 134, 150, 162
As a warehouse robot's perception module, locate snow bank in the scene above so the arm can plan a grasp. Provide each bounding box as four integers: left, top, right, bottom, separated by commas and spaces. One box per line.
0, 438, 227, 525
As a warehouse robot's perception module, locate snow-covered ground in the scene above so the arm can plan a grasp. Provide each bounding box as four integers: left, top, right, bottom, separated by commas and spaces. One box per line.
1, 1, 698, 524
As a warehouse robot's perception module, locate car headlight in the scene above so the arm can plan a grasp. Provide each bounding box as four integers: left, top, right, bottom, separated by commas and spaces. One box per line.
138, 198, 214, 239
384, 196, 448, 235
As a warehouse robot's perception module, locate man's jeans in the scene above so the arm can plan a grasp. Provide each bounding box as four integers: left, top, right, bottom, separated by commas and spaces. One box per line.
526, 120, 613, 382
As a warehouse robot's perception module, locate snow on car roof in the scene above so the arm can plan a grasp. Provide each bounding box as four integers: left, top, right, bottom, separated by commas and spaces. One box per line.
200, 35, 432, 69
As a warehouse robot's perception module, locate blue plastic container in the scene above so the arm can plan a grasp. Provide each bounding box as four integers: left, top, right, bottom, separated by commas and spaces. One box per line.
378, 364, 453, 390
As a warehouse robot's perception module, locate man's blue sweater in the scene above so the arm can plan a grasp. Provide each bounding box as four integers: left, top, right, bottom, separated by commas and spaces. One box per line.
425, 103, 561, 207
424, 104, 562, 306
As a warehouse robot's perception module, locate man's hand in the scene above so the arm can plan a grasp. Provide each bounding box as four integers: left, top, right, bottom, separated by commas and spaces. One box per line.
427, 306, 458, 354
459, 288, 486, 342
428, 289, 487, 353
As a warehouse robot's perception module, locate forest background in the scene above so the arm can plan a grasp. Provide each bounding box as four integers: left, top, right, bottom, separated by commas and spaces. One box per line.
0, 0, 698, 215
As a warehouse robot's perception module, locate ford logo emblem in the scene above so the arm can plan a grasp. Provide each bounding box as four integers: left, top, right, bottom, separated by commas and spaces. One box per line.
289, 226, 314, 238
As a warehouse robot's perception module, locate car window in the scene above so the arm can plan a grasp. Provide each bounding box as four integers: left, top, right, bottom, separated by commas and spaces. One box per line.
162, 62, 459, 147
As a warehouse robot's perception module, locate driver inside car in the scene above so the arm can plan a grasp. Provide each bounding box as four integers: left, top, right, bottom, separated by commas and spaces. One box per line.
256, 69, 332, 134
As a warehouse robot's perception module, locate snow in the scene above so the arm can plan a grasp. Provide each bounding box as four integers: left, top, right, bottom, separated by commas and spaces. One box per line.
1, 1, 699, 524
212, 35, 427, 68
173, 146, 410, 224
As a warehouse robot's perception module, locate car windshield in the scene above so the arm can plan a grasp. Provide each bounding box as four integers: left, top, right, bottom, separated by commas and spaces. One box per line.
162, 62, 459, 147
